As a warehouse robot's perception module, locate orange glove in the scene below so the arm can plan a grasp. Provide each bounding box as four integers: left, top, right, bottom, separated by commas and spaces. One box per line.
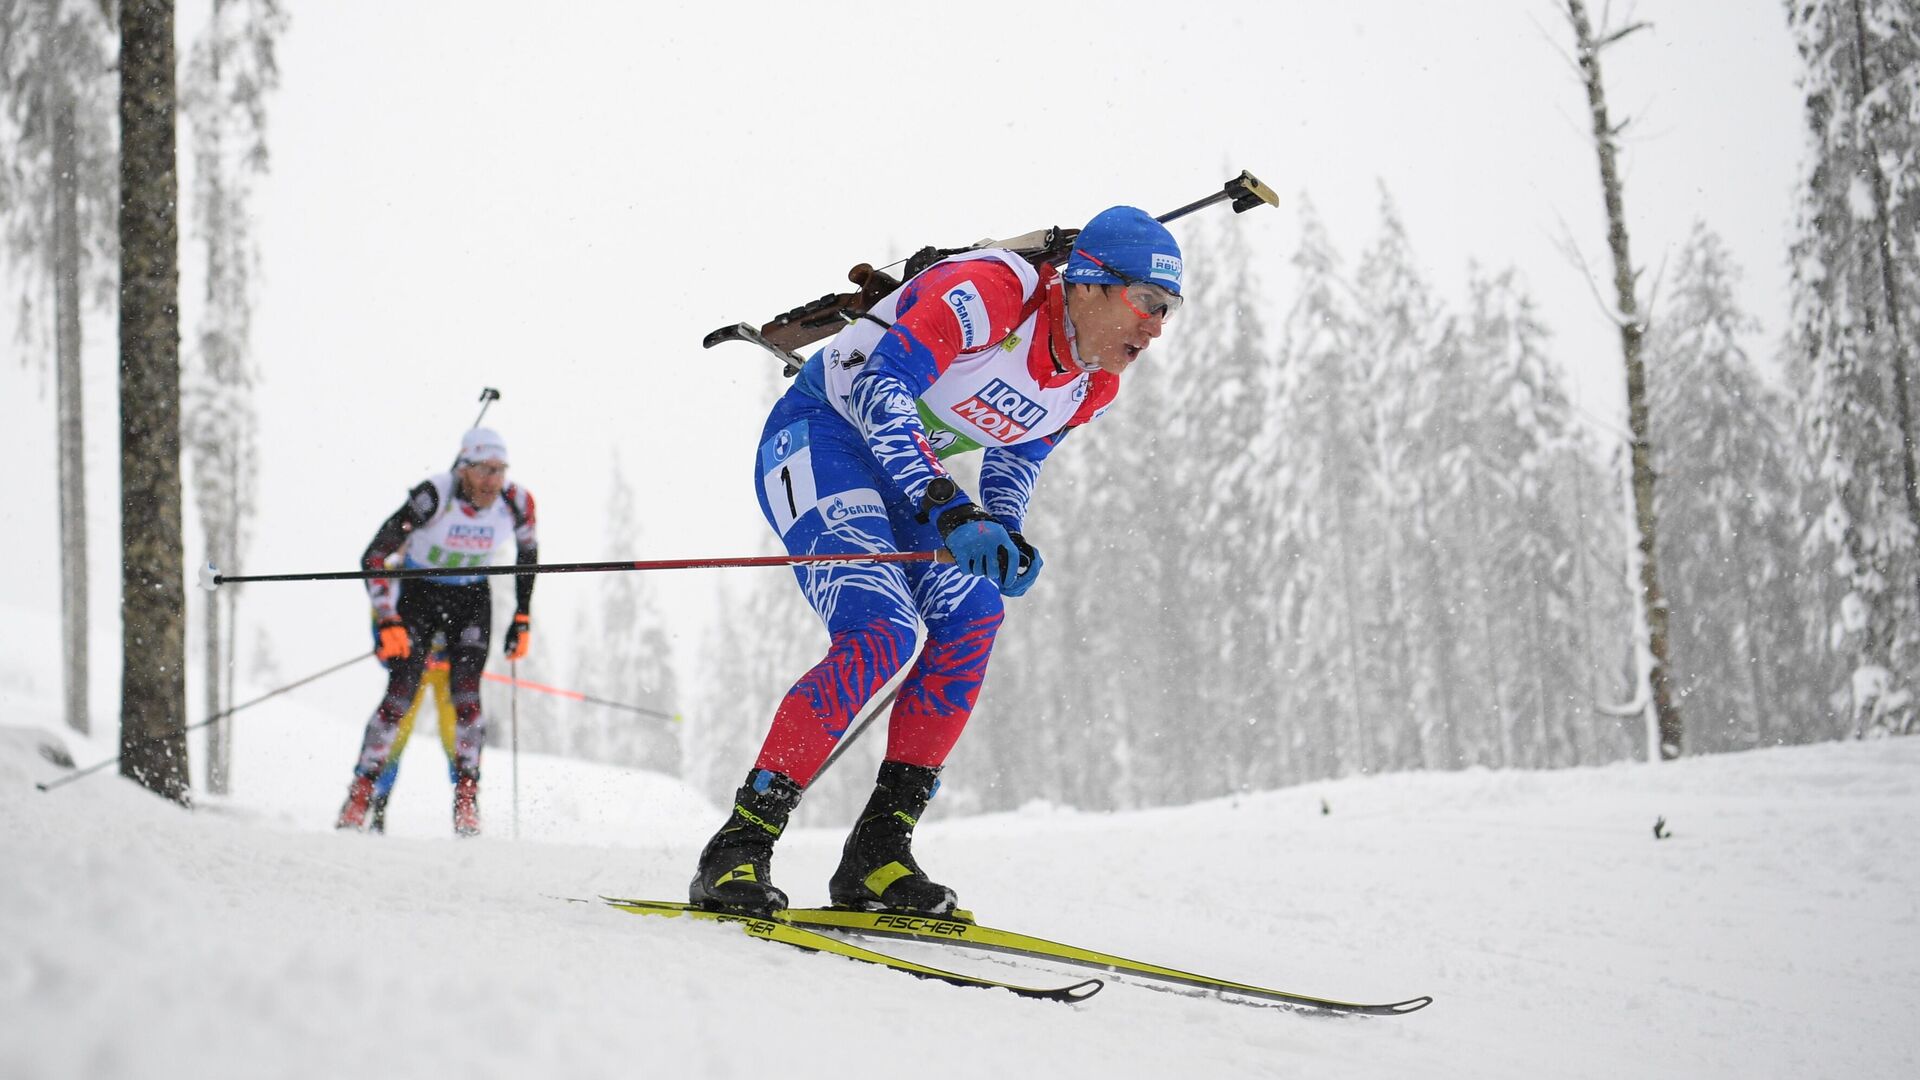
504, 613, 531, 660
375, 618, 412, 661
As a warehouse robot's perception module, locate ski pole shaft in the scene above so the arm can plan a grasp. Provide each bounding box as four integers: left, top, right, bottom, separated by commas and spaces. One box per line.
453, 388, 505, 470
37, 652, 371, 793
471, 387, 500, 429
204, 550, 949, 589
809, 675, 909, 787
510, 658, 520, 841
479, 671, 677, 721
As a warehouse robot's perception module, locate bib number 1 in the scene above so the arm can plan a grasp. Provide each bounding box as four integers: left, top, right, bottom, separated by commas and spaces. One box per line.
760, 421, 818, 536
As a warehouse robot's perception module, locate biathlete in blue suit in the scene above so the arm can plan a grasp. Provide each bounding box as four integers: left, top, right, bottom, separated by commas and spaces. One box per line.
690, 206, 1187, 916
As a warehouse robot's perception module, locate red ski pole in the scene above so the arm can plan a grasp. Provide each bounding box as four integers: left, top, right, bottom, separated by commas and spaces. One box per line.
480, 670, 678, 721
200, 549, 951, 590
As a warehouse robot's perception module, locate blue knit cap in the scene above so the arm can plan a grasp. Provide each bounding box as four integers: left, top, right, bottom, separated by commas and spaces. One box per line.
1063, 205, 1184, 296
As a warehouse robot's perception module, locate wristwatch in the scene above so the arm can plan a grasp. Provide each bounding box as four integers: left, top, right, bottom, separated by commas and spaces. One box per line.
917, 476, 960, 523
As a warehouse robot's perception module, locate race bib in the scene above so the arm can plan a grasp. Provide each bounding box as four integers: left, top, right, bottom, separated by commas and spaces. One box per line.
761, 421, 819, 536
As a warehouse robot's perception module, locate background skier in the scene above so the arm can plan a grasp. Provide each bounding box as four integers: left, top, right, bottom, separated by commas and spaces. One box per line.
335, 427, 538, 836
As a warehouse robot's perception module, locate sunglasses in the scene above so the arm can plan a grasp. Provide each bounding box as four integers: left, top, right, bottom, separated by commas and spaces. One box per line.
464, 462, 507, 478
1073, 248, 1184, 321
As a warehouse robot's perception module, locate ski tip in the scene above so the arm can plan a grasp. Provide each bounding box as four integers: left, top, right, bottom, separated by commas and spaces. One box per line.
1381, 995, 1434, 1015
1058, 977, 1105, 1003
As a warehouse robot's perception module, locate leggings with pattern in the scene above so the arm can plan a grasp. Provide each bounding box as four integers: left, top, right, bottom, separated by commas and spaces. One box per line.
750, 389, 1004, 788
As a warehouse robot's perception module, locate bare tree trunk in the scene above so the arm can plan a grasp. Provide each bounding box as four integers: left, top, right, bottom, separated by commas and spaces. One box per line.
1330, 488, 1369, 775
1566, 0, 1684, 760
1415, 486, 1461, 768
1740, 584, 1771, 747
221, 580, 238, 782
200, 0, 231, 796
1528, 578, 1556, 766
1565, 456, 1612, 761
204, 541, 227, 792
118, 0, 189, 804
53, 89, 89, 738
1467, 476, 1510, 767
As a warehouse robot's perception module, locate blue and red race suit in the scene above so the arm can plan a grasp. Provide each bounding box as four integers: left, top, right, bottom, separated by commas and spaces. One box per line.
750, 250, 1120, 786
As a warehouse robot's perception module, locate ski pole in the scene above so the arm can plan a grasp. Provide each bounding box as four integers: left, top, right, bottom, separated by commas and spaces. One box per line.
451, 388, 504, 470
471, 387, 501, 430
37, 652, 372, 793
510, 657, 520, 841
480, 670, 678, 721
200, 549, 951, 590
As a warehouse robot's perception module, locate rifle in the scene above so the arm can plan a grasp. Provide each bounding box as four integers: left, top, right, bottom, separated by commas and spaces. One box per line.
701, 170, 1278, 375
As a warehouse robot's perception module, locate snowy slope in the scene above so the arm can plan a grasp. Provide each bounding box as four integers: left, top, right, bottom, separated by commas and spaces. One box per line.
3, 695, 1918, 1079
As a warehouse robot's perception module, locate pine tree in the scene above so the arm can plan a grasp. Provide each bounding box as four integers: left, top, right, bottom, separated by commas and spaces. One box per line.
568, 454, 681, 772
1, 0, 117, 737
1648, 225, 1828, 750
1787, 0, 1920, 736
1348, 186, 1453, 771
183, 0, 285, 793
1169, 212, 1279, 793
1272, 195, 1369, 778
1456, 267, 1588, 767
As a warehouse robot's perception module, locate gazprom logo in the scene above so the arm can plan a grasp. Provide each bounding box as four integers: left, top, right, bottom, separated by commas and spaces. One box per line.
954, 378, 1045, 443
942, 281, 989, 349
1150, 252, 1183, 286
822, 489, 886, 523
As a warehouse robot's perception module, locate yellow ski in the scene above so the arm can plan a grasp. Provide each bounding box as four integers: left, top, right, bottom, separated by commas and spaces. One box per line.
781, 907, 1431, 1015
597, 898, 1102, 1003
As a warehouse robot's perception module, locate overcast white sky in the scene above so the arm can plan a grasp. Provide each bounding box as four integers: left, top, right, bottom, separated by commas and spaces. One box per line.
0, 0, 1804, 718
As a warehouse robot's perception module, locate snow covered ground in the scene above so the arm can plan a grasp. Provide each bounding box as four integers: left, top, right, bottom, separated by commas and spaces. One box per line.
3, 674, 1918, 1079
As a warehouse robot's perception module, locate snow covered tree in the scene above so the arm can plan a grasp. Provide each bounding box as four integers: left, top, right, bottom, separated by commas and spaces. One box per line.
183, 0, 285, 793
118, 0, 188, 803
1269, 196, 1375, 781
1, 0, 117, 737
1453, 266, 1595, 768
567, 454, 681, 773
1166, 210, 1281, 793
1649, 225, 1837, 751
1787, 0, 1920, 736
1345, 187, 1456, 772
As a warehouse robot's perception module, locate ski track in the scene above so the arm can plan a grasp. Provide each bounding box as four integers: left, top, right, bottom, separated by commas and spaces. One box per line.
2, 688, 1918, 1079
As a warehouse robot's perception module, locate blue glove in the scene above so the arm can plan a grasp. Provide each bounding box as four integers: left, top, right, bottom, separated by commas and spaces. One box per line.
1002, 532, 1043, 597
942, 515, 1021, 591
924, 478, 1022, 593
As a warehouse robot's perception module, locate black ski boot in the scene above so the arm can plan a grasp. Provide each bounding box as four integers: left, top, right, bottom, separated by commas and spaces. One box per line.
828, 760, 959, 916
689, 769, 804, 916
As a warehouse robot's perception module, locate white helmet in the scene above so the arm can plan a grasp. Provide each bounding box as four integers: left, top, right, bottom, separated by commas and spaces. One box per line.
457, 427, 508, 466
